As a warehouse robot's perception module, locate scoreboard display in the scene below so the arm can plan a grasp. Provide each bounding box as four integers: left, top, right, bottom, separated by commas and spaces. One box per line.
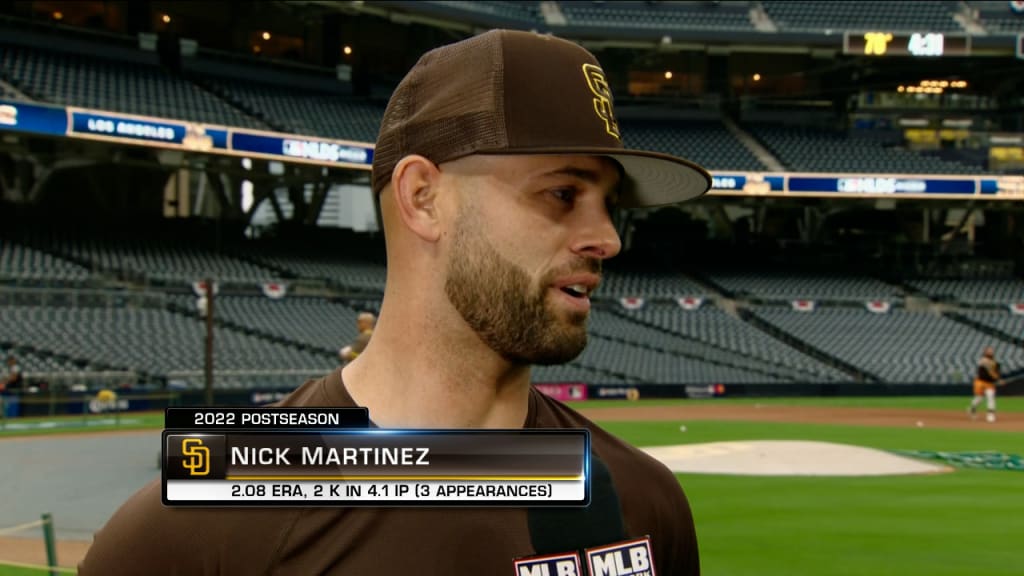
162, 408, 590, 507
843, 32, 971, 57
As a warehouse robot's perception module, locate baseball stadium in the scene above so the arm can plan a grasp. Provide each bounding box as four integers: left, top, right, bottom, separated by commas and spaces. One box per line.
1, 1, 1022, 574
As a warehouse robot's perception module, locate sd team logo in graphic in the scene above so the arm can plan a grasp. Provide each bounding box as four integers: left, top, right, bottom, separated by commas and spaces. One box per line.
181, 438, 210, 476
585, 537, 656, 576
513, 551, 582, 576
165, 434, 226, 480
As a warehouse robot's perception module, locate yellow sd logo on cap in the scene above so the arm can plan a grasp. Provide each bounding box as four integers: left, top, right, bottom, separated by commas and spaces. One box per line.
181, 438, 210, 476
581, 63, 620, 140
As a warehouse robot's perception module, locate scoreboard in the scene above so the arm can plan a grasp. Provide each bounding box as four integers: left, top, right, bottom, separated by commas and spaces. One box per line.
844, 32, 971, 57
162, 408, 590, 507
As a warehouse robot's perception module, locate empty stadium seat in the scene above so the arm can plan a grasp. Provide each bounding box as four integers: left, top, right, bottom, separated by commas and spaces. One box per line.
762, 1, 963, 32
624, 118, 766, 172
709, 272, 903, 301
751, 305, 1024, 383
0, 239, 91, 282
968, 1, 1024, 33
199, 76, 384, 142
0, 43, 266, 129
0, 305, 335, 377
559, 1, 755, 31
907, 278, 1024, 304
747, 123, 981, 174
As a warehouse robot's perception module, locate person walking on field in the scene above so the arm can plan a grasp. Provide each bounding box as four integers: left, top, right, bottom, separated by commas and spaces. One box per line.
968, 346, 1003, 423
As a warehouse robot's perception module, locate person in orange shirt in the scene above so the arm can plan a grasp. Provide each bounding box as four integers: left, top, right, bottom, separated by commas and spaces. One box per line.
968, 347, 1003, 423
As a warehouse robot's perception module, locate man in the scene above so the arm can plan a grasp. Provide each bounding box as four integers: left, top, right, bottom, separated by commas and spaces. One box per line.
968, 346, 1003, 423
339, 311, 376, 363
80, 29, 710, 575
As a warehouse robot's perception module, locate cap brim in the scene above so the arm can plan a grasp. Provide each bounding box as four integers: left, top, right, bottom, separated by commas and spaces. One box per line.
476, 147, 711, 209
605, 151, 712, 209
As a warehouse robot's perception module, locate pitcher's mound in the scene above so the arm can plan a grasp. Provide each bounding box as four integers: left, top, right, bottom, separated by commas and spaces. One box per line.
643, 441, 951, 476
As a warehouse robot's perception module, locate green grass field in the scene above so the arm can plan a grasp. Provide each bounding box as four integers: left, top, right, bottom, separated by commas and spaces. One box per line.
602, 419, 1023, 576
1, 397, 1021, 575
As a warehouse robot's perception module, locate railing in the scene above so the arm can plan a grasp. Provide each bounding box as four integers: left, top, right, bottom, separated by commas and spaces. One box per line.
23, 370, 140, 390
0, 285, 167, 308
166, 369, 331, 390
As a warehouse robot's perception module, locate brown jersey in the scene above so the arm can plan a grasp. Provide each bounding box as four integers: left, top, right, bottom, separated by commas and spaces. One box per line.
79, 370, 699, 575
977, 357, 1000, 382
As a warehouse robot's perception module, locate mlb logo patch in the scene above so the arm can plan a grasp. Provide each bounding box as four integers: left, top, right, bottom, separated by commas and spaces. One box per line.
585, 537, 656, 576
513, 551, 582, 576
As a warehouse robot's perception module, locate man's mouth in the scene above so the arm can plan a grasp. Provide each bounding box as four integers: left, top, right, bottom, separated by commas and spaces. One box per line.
560, 284, 591, 299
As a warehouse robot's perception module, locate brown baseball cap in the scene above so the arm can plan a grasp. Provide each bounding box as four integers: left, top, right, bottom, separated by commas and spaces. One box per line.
372, 29, 711, 208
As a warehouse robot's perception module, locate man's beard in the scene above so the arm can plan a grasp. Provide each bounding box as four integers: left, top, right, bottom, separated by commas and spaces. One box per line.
444, 208, 598, 366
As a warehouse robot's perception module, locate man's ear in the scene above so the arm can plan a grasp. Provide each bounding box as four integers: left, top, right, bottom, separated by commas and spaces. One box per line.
390, 155, 443, 243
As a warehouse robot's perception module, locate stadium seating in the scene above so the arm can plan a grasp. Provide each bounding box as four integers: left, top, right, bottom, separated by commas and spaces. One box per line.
0, 83, 21, 100
574, 333, 785, 384
969, 1, 1024, 33
600, 268, 709, 298
750, 306, 1024, 383
427, 1, 543, 24
623, 119, 766, 172
907, 278, 1024, 304
747, 124, 980, 174
199, 76, 384, 142
761, 1, 963, 32
532, 362, 637, 385
708, 272, 902, 301
247, 252, 387, 292
590, 306, 840, 382
0, 305, 335, 377
0, 239, 91, 282
174, 294, 365, 351
1, 349, 83, 375
955, 309, 1023, 339
559, 1, 755, 31
21, 232, 281, 285
622, 303, 849, 381
0, 43, 266, 129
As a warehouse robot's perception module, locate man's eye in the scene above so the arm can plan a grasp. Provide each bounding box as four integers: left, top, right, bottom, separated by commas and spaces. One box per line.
550, 188, 577, 204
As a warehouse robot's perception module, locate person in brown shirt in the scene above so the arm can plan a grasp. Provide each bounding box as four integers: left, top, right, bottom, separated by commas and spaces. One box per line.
80, 29, 711, 576
968, 346, 1003, 423
339, 312, 375, 364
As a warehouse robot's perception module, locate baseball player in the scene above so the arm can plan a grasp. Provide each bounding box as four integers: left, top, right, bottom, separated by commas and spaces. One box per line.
968, 346, 1003, 422
339, 311, 376, 363
80, 30, 711, 575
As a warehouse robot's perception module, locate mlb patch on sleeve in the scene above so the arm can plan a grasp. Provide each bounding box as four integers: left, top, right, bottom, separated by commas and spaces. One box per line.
584, 537, 655, 576
513, 551, 583, 576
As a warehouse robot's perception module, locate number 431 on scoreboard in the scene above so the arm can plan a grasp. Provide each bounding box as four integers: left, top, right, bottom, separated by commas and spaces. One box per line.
845, 32, 970, 57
